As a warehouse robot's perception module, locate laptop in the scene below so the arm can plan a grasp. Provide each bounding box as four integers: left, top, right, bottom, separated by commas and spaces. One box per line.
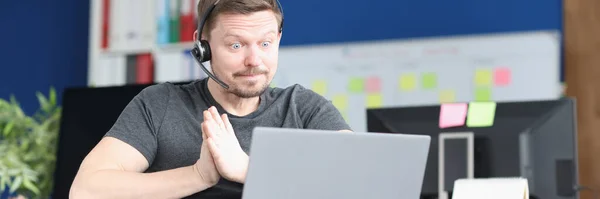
242, 127, 431, 199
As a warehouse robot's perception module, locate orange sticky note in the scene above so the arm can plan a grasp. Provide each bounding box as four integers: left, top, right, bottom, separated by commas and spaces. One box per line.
366, 76, 381, 93
494, 67, 511, 86
439, 103, 468, 128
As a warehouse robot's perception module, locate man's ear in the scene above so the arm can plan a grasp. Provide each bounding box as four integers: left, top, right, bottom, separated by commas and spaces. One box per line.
193, 30, 208, 41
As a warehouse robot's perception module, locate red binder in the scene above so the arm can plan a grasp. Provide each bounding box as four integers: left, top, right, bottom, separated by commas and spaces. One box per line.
180, 0, 195, 42
101, 0, 110, 49
136, 53, 154, 84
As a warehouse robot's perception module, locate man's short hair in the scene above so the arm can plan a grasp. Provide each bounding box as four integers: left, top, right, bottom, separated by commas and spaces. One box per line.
197, 0, 284, 39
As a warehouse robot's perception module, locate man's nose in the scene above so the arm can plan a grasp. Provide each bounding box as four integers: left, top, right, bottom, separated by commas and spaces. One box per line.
244, 45, 263, 67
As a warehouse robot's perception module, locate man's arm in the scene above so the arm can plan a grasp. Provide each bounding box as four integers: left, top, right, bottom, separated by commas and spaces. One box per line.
69, 137, 216, 199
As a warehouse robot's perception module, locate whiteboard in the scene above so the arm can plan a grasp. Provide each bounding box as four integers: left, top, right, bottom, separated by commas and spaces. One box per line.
271, 30, 562, 132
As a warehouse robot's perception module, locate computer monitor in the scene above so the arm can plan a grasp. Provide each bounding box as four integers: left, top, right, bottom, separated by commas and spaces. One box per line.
366, 98, 579, 199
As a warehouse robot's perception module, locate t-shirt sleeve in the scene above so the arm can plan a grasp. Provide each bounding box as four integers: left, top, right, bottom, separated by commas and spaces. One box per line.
103, 84, 170, 164
296, 86, 353, 131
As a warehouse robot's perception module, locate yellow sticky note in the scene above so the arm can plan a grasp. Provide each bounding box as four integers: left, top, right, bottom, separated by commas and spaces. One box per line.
466, 102, 497, 127
312, 80, 327, 96
332, 94, 349, 111
366, 93, 383, 108
475, 69, 492, 86
399, 73, 416, 91
439, 89, 456, 103
422, 72, 437, 89
474, 87, 492, 101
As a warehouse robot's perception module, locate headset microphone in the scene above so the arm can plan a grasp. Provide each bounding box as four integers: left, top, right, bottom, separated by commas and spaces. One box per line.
190, 0, 284, 90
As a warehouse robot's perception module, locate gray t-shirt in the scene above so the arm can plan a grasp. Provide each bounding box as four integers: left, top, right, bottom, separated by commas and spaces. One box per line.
104, 78, 351, 199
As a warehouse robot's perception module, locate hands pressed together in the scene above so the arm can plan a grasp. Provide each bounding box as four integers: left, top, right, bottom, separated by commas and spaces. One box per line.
195, 106, 249, 185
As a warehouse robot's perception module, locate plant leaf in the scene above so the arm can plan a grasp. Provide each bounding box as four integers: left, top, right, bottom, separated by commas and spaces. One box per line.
36, 92, 49, 113
49, 87, 57, 106
0, 172, 7, 192
3, 121, 14, 137
6, 169, 20, 176
23, 177, 40, 196
9, 175, 22, 194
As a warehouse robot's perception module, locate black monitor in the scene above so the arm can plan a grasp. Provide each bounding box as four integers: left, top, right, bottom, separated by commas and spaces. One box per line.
366, 98, 579, 199
51, 83, 156, 198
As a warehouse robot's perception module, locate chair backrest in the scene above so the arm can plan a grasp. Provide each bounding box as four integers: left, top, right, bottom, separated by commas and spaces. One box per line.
51, 83, 152, 199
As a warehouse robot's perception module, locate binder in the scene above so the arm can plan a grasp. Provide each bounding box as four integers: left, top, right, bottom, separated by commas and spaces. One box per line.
101, 0, 110, 49
156, 0, 170, 45
180, 0, 195, 42
169, 0, 181, 43
136, 53, 155, 84
126, 54, 138, 84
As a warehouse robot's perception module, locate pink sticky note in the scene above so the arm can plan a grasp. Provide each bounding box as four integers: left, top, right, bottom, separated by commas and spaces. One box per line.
366, 76, 381, 93
494, 67, 511, 86
439, 103, 468, 128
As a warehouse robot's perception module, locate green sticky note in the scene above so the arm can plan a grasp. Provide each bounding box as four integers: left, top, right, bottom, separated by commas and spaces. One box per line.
399, 74, 416, 91
422, 73, 437, 89
474, 87, 492, 101
332, 94, 349, 111
474, 69, 492, 86
348, 77, 365, 93
467, 102, 497, 127
312, 80, 327, 96
366, 93, 383, 108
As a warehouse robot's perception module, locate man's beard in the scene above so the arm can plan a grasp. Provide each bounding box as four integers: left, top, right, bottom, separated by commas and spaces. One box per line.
214, 68, 270, 98
230, 81, 269, 98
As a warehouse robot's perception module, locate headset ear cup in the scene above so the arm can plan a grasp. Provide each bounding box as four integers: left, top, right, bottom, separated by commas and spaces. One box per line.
200, 40, 211, 62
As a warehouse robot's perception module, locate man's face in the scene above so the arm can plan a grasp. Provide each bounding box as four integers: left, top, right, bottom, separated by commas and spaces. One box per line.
207, 10, 281, 98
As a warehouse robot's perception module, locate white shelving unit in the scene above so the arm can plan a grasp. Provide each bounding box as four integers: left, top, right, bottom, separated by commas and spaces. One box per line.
87, 0, 203, 87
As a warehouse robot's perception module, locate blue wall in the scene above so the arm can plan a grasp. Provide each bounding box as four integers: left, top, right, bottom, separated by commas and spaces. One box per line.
281, 0, 563, 45
0, 0, 562, 116
0, 1, 90, 116
0, 0, 563, 116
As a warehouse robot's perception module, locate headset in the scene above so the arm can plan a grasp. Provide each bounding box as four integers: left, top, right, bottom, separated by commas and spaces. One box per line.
190, 0, 285, 89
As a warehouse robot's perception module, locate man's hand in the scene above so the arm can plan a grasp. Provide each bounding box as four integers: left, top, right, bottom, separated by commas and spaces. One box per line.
202, 107, 249, 183
194, 120, 220, 186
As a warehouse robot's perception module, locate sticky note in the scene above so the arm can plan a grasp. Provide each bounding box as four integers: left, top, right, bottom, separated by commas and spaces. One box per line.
332, 94, 349, 111
439, 103, 468, 128
474, 87, 492, 101
399, 73, 416, 91
270, 82, 277, 88
466, 102, 497, 127
474, 69, 492, 86
422, 72, 437, 89
366, 93, 383, 108
366, 76, 382, 93
439, 89, 456, 103
312, 80, 327, 96
348, 77, 365, 93
494, 67, 511, 86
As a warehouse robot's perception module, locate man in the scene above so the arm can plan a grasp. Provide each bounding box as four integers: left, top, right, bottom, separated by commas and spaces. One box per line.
69, 0, 351, 198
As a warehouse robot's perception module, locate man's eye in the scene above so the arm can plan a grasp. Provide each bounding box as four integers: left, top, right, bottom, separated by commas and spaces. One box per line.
261, 41, 271, 48
231, 43, 241, 49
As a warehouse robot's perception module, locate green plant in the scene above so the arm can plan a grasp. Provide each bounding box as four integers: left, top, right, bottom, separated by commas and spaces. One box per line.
0, 88, 61, 199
